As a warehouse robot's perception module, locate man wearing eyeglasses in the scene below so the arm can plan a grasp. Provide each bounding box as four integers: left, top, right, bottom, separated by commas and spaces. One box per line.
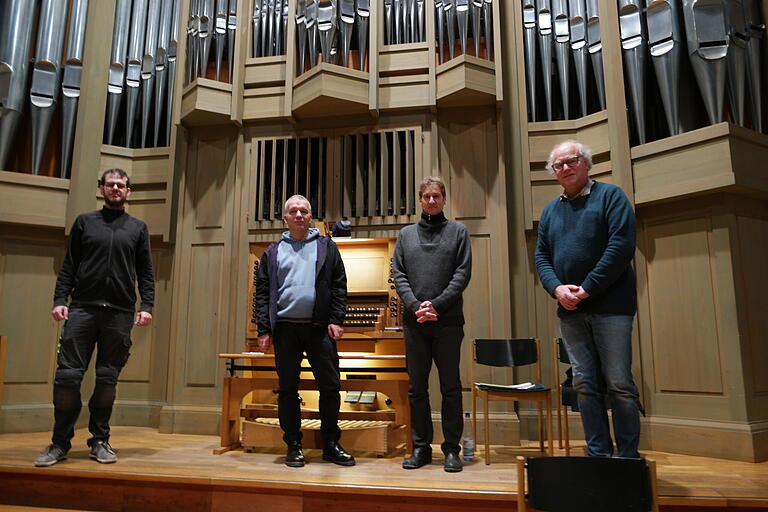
535, 140, 641, 459
35, 168, 155, 467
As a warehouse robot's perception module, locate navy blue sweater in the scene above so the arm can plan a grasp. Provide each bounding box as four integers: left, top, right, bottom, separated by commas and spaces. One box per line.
535, 181, 636, 317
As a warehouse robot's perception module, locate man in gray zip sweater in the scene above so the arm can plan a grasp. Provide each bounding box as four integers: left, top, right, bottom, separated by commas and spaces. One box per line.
392, 177, 472, 472
255, 195, 355, 467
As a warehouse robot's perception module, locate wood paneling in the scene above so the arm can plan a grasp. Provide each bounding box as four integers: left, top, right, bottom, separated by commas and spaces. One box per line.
644, 217, 723, 394
735, 216, 768, 395
0, 172, 69, 228
192, 138, 231, 229
0, 239, 63, 390
448, 121, 490, 220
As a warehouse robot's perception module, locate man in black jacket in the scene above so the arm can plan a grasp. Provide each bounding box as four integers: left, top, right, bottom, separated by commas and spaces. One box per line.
35, 169, 155, 467
255, 194, 354, 467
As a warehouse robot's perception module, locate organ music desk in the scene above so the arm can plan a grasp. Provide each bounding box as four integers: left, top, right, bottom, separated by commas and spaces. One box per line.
216, 349, 411, 455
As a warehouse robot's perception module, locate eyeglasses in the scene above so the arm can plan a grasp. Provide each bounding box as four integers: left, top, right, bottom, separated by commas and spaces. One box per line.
552, 155, 582, 172
102, 182, 127, 190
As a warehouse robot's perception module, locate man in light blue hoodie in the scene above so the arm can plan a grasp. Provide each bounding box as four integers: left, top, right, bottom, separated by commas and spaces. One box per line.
255, 195, 354, 467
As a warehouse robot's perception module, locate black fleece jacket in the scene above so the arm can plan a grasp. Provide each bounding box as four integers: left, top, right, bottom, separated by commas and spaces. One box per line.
54, 207, 155, 313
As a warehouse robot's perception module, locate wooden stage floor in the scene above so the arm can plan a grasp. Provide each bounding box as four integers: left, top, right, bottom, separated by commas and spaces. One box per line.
0, 426, 766, 512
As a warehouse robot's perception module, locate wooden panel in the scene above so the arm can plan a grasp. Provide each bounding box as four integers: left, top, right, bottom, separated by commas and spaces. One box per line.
735, 215, 768, 394
243, 57, 287, 86
0, 240, 63, 389
336, 244, 389, 292
0, 172, 69, 228
526, 111, 610, 164
448, 121, 489, 219
193, 137, 230, 229
184, 243, 225, 387
644, 217, 724, 394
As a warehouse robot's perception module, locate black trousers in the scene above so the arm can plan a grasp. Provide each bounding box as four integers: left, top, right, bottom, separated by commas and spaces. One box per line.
403, 322, 464, 454
273, 322, 341, 445
52, 306, 133, 451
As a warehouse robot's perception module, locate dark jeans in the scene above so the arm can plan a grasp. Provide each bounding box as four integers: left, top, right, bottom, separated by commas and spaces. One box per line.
559, 313, 641, 458
52, 306, 133, 451
273, 321, 341, 445
403, 322, 464, 454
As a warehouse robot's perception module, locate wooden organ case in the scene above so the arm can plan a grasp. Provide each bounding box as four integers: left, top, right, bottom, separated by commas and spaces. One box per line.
218, 237, 409, 455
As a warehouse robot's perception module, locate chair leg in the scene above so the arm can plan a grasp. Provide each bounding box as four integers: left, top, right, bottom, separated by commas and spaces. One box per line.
516, 456, 526, 512
537, 401, 544, 453
546, 394, 553, 456
483, 393, 491, 465
556, 385, 563, 449
472, 389, 477, 454
564, 402, 571, 456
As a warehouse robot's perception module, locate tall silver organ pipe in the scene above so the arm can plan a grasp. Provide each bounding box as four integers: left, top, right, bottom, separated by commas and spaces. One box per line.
618, 0, 648, 144
726, 0, 748, 127
483, 0, 493, 59
472, 0, 482, 57
126, 0, 149, 147
569, 0, 589, 117
215, 0, 228, 81
436, 1, 446, 63
227, 0, 237, 82
30, 0, 68, 175
199, 0, 214, 75
296, 0, 307, 71
536, 0, 554, 121
106, 0, 132, 146
61, 0, 89, 178
522, 0, 538, 121
307, 0, 319, 66
647, 0, 683, 136
456, 0, 470, 56
154, 0, 173, 147
445, 0, 456, 60
318, 0, 338, 64
0, 0, 36, 171
254, 0, 263, 57
384, 0, 393, 44
166, 0, 181, 146
141, 0, 162, 148
188, 0, 200, 82
743, 0, 764, 132
683, 0, 728, 125
357, 0, 371, 70
417, 0, 425, 42
552, 0, 570, 119
585, 0, 606, 110
340, 0, 355, 67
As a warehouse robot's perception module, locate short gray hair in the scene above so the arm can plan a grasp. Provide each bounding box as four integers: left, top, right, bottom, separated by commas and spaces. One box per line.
545, 140, 593, 175
283, 194, 312, 215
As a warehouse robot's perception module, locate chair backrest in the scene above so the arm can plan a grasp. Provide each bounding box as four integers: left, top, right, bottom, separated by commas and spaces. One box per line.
474, 338, 538, 368
555, 337, 570, 364
524, 456, 655, 512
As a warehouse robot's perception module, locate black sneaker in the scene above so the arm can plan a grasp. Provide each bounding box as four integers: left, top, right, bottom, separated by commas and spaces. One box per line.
89, 440, 118, 464
34, 444, 68, 467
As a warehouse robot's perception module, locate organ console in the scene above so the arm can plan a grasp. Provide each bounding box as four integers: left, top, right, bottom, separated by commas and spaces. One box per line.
217, 235, 410, 455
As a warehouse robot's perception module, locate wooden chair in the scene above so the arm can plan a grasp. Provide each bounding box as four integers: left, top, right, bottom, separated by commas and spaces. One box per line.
516, 455, 659, 512
471, 338, 553, 464
551, 337, 574, 455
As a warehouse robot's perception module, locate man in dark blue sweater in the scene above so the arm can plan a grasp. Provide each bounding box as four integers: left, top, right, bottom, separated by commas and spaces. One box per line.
535, 140, 641, 458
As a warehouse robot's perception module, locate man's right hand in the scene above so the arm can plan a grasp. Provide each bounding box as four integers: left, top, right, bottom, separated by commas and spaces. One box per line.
415, 301, 438, 323
256, 333, 273, 352
51, 305, 69, 322
554, 285, 581, 311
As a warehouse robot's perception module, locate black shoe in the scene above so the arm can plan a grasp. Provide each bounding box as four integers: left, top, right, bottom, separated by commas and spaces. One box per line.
285, 443, 306, 467
402, 447, 432, 469
322, 441, 355, 466
443, 451, 463, 472
89, 440, 118, 464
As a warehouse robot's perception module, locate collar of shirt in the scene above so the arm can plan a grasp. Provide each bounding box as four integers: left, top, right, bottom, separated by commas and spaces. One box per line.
559, 179, 594, 201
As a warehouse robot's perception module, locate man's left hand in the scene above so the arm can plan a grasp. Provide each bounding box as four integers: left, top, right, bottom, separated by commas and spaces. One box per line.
415, 301, 438, 323
135, 311, 153, 326
328, 323, 344, 340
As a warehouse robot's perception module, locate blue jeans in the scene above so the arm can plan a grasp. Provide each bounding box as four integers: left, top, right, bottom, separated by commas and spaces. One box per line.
559, 313, 640, 458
